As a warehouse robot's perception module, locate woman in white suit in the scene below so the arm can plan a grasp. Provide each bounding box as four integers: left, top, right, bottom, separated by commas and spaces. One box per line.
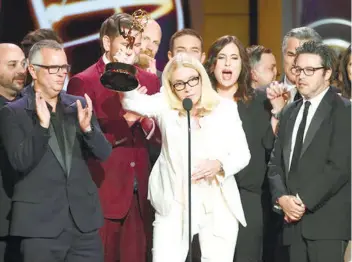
119, 53, 250, 262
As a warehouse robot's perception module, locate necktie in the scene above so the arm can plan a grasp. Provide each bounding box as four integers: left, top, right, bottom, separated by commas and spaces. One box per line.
289, 101, 311, 173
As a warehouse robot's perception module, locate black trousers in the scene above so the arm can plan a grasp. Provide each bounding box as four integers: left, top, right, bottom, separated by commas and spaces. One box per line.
20, 216, 103, 262
234, 190, 263, 262
287, 223, 348, 262
261, 188, 289, 262
0, 237, 6, 262
0, 236, 21, 262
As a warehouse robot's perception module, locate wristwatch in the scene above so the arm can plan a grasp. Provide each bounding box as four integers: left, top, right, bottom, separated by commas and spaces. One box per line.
83, 125, 93, 134
271, 110, 281, 120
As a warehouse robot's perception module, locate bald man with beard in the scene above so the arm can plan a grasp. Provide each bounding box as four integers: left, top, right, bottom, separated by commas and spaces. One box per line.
137, 19, 162, 80
0, 43, 26, 262
0, 44, 26, 103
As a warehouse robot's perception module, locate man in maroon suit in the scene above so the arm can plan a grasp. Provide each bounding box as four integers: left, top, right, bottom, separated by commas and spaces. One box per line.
67, 13, 160, 262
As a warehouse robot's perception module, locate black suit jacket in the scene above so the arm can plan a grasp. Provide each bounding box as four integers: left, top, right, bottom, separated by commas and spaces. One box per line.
0, 87, 33, 237
268, 87, 351, 241
0, 96, 18, 237
0, 88, 112, 238
236, 89, 274, 194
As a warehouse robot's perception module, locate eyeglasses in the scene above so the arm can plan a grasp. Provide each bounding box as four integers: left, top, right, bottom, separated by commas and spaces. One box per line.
172, 76, 200, 91
291, 66, 325, 76
32, 64, 71, 74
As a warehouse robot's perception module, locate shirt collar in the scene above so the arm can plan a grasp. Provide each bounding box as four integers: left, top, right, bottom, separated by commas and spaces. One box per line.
303, 86, 330, 108
284, 76, 296, 90
284, 76, 298, 103
102, 53, 111, 65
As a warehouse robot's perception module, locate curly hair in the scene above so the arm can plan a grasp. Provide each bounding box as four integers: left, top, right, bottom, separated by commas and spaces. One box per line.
294, 41, 338, 83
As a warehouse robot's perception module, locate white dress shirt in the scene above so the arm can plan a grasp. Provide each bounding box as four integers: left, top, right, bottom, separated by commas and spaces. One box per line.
289, 87, 330, 170
284, 76, 298, 104
120, 89, 251, 231
102, 53, 110, 64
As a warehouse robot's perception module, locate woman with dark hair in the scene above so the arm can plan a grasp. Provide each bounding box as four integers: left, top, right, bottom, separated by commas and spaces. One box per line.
339, 45, 351, 100
204, 35, 285, 262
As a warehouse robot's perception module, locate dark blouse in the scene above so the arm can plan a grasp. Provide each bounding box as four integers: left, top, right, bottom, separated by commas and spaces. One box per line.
235, 90, 275, 194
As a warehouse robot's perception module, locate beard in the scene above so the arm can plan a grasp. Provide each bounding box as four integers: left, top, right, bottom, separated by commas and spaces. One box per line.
136, 49, 155, 69
0, 73, 25, 94
140, 48, 154, 58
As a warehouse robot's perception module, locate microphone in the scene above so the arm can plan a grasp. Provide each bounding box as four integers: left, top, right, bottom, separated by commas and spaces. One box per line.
183, 98, 193, 262
182, 97, 193, 111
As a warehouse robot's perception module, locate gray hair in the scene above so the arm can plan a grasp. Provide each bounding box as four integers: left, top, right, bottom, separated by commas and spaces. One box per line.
28, 39, 64, 65
246, 45, 272, 68
282, 27, 322, 54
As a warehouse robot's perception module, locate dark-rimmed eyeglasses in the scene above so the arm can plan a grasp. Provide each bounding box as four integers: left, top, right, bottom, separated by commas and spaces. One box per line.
172, 76, 200, 91
32, 64, 71, 74
291, 66, 325, 76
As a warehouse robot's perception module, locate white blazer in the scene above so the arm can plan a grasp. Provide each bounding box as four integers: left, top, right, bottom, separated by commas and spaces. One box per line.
121, 89, 251, 227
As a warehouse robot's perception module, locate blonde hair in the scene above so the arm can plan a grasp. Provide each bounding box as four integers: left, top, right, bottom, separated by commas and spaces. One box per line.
162, 53, 220, 115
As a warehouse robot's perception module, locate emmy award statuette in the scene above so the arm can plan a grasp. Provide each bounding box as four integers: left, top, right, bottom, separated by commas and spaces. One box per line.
100, 9, 150, 92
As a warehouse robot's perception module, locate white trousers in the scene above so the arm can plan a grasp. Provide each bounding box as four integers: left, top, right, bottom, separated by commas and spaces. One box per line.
345, 241, 351, 262
152, 199, 239, 262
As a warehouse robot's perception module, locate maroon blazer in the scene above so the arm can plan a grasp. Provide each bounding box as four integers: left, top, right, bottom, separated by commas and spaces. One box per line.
67, 57, 160, 219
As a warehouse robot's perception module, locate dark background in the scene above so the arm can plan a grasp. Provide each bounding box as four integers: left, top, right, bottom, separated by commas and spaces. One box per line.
0, 0, 189, 75
299, 0, 351, 52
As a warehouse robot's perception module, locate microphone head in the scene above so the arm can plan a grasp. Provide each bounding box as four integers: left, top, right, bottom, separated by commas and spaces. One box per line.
182, 98, 193, 111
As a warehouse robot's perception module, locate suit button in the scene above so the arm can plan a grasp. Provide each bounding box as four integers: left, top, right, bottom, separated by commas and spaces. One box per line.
130, 162, 136, 167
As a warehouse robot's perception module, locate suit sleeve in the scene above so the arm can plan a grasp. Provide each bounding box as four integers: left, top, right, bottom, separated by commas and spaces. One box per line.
139, 68, 161, 95
267, 110, 289, 204
121, 89, 167, 119
299, 103, 351, 212
150, 73, 161, 94
262, 97, 275, 150
82, 113, 112, 161
0, 106, 50, 173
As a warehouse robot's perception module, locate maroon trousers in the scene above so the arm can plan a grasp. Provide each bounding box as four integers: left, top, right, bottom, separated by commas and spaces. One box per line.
100, 194, 147, 262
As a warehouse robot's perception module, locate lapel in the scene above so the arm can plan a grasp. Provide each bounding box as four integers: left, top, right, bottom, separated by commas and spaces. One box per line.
48, 124, 66, 172
24, 87, 78, 175
60, 93, 79, 176
282, 100, 302, 178
300, 88, 333, 158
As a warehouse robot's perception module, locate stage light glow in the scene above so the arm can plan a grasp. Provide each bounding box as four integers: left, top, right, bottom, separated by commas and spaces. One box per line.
28, 0, 184, 48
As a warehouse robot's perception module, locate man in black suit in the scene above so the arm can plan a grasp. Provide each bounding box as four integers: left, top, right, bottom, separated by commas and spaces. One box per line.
0, 43, 27, 262
0, 39, 112, 262
268, 41, 351, 262
261, 27, 323, 262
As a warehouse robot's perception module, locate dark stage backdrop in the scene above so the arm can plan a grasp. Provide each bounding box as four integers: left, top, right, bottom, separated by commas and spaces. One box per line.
0, 0, 187, 75
297, 0, 351, 51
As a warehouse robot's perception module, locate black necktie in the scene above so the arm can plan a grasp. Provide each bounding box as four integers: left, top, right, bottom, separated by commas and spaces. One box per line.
290, 101, 311, 174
